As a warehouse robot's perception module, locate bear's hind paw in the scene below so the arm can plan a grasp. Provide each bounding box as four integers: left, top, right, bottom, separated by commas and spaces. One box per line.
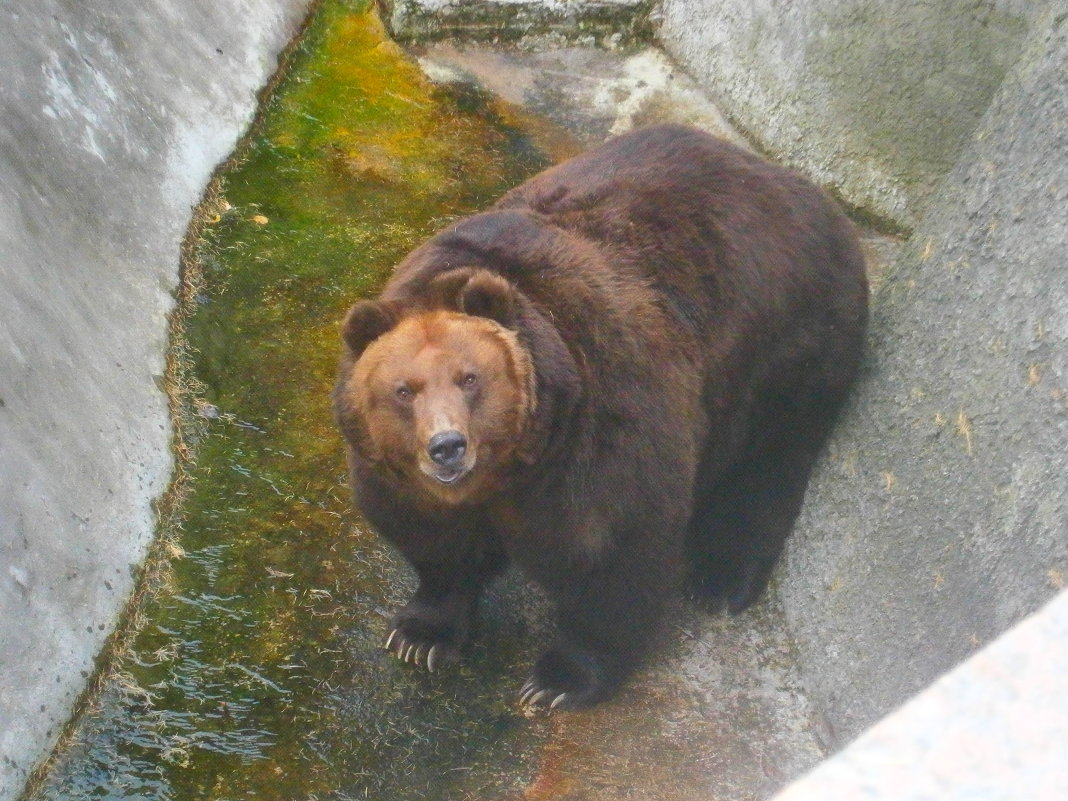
688, 553, 777, 615
518, 677, 571, 711
518, 646, 619, 710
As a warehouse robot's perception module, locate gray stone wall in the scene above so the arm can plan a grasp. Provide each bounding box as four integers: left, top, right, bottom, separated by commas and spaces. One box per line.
0, 2, 309, 797
657, 0, 1040, 230
771, 4, 1068, 744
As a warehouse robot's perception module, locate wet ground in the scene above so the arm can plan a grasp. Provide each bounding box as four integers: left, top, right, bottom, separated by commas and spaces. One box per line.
28, 2, 861, 798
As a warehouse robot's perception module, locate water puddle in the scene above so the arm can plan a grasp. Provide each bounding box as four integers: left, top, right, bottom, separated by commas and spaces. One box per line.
33, 2, 580, 798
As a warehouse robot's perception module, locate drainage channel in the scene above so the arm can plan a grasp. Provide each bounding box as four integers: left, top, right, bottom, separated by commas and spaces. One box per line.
31, 1, 824, 799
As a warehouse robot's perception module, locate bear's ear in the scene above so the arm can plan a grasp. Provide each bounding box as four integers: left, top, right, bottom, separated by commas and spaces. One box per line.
340, 300, 400, 357
427, 267, 518, 327
459, 270, 518, 328
426, 268, 477, 308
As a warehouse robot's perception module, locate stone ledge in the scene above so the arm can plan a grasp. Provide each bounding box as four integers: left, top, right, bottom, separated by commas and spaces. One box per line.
378, 0, 657, 46
771, 590, 1068, 801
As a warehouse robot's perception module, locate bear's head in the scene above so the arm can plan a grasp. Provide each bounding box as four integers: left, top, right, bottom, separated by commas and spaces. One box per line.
334, 269, 536, 506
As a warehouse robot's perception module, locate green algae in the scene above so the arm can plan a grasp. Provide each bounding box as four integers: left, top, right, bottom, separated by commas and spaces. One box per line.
34, 2, 574, 798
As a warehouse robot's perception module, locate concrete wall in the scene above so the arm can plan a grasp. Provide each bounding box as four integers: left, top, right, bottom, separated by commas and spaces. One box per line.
776, 3, 1068, 745
0, 1, 309, 796
658, 0, 1041, 230
638, 0, 1068, 750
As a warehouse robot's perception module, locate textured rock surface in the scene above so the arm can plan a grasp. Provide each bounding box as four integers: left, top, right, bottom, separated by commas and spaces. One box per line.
657, 0, 1041, 230
0, 1, 309, 796
413, 42, 749, 146
779, 5, 1068, 745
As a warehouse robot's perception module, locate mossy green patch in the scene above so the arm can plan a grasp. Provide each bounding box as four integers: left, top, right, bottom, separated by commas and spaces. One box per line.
36, 2, 573, 799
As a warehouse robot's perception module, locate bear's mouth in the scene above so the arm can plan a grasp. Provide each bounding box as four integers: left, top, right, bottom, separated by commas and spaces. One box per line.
421, 460, 474, 486
434, 469, 466, 485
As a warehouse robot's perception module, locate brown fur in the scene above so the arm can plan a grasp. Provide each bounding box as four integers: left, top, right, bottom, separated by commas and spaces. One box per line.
333, 124, 868, 708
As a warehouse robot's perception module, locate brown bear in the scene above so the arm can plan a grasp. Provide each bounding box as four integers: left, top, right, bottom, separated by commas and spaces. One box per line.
333, 124, 868, 709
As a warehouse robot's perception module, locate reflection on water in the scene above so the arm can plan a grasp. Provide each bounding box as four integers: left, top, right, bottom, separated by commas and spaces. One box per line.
36, 2, 577, 797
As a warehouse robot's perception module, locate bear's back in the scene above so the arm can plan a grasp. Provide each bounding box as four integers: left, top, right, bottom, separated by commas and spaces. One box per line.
382, 125, 866, 406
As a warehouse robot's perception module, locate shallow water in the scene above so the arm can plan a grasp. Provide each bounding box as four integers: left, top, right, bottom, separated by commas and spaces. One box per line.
35, 2, 578, 798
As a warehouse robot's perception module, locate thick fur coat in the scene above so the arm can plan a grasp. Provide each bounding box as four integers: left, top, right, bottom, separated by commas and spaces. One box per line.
333, 124, 868, 708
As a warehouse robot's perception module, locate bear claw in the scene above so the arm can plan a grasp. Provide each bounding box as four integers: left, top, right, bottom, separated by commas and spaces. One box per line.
383, 628, 454, 672
518, 678, 570, 711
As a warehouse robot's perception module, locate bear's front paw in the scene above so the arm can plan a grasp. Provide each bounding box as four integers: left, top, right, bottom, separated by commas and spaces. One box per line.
384, 593, 475, 671
519, 646, 616, 711
384, 626, 458, 672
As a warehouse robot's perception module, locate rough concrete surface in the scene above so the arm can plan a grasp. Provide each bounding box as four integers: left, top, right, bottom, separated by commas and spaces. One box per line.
414, 41, 749, 147
0, 1, 309, 797
779, 5, 1068, 745
772, 589, 1068, 801
530, 599, 824, 801
657, 0, 1039, 230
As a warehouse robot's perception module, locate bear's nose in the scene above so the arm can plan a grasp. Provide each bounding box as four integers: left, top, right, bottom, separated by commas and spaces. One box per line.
427, 430, 467, 468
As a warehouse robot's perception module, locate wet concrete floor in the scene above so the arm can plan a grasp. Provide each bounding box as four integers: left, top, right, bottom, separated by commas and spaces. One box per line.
28, 3, 844, 799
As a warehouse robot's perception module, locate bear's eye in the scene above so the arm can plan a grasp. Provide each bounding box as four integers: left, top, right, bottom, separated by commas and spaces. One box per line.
395, 385, 414, 402
460, 373, 479, 389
